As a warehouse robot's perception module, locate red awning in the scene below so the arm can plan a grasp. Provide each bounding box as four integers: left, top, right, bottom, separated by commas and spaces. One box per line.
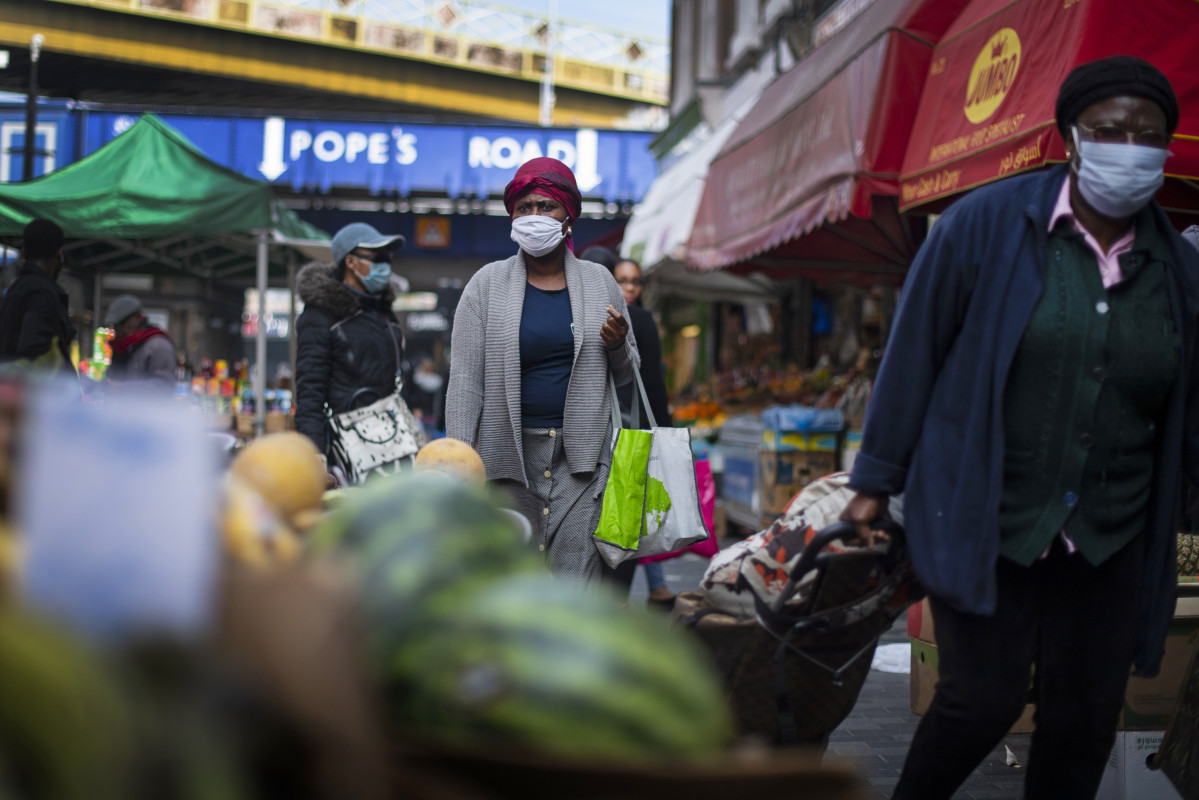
899, 0, 1199, 212
686, 0, 968, 276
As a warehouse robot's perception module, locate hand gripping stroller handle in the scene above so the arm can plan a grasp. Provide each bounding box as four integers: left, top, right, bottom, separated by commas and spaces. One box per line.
770, 519, 906, 615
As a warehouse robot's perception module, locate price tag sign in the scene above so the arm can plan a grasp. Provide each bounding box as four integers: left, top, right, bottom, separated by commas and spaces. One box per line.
20, 382, 219, 640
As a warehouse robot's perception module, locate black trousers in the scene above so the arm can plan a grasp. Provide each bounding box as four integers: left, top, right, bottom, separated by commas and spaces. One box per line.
893, 536, 1145, 800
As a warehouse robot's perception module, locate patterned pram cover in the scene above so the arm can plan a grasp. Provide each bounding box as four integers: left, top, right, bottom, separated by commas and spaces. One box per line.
675, 473, 923, 745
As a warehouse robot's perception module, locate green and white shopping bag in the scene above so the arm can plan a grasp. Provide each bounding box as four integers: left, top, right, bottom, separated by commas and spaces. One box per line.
593, 369, 708, 568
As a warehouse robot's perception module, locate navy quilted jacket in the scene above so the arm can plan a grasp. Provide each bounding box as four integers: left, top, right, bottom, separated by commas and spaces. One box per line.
850, 165, 1199, 677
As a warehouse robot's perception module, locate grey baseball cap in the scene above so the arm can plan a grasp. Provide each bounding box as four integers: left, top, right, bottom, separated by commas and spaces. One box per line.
104, 294, 143, 327
331, 222, 405, 266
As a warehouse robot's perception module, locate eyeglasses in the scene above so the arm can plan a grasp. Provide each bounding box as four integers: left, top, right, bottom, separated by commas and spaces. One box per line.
616, 278, 643, 287
1074, 123, 1171, 150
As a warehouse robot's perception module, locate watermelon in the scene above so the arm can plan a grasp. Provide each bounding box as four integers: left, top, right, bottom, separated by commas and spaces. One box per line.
312, 472, 522, 555
386, 573, 734, 761
308, 472, 546, 651
311, 473, 732, 760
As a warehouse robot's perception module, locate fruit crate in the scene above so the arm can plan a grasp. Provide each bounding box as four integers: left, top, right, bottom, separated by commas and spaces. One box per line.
718, 414, 765, 528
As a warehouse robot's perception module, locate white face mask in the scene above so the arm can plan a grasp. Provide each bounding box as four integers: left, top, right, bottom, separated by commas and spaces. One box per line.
1072, 127, 1171, 219
511, 215, 567, 257
414, 369, 444, 394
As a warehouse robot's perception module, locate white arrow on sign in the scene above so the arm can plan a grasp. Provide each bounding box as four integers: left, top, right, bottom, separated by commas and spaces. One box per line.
258, 117, 288, 181
574, 129, 603, 192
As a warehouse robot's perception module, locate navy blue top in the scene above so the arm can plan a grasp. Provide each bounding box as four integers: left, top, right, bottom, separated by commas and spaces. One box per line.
519, 283, 574, 427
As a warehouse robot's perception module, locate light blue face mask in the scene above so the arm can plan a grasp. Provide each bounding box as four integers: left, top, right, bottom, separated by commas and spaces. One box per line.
1072, 127, 1171, 219
359, 259, 393, 294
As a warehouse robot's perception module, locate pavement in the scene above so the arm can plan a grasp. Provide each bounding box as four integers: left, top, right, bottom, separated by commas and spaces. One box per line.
628, 549, 1032, 800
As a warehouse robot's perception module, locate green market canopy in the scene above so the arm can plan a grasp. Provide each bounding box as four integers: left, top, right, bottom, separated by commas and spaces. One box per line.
0, 114, 329, 431
0, 113, 329, 280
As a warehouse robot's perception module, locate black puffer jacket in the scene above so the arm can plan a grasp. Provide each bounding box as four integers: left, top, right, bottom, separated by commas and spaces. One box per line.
294, 263, 404, 454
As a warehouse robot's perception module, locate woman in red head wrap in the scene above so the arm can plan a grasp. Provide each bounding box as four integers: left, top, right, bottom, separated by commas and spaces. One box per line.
503, 156, 583, 231
446, 157, 640, 586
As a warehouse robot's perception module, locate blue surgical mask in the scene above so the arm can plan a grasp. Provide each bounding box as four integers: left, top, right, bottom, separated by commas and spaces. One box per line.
1073, 129, 1170, 219
360, 259, 393, 294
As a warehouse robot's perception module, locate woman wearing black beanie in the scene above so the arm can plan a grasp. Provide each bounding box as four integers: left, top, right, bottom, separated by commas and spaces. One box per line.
841, 55, 1199, 799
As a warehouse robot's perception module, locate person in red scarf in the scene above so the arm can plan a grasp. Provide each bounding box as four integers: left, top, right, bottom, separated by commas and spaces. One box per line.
446, 157, 639, 586
104, 294, 177, 393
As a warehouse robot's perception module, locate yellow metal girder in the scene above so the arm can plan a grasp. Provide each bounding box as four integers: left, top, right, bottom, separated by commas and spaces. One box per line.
0, 1, 647, 127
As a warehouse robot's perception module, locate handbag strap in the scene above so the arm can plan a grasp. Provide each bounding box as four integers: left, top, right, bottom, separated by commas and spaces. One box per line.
325, 379, 404, 420
632, 366, 657, 429
608, 375, 624, 450
608, 364, 657, 438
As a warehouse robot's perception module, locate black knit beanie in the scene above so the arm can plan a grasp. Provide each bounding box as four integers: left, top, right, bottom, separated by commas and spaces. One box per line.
1056, 56, 1179, 139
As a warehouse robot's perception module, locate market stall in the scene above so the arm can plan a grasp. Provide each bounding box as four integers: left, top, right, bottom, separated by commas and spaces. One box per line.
686, 0, 969, 282
896, 0, 1199, 217
673, 0, 970, 531
0, 114, 329, 433
620, 103, 780, 304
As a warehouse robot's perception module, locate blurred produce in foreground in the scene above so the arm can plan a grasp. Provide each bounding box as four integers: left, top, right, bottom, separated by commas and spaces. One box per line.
0, 373, 867, 799
312, 472, 732, 761
412, 436, 487, 483
0, 610, 133, 800
222, 433, 328, 568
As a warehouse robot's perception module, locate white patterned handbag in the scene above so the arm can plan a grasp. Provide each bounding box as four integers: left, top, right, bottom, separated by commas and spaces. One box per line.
327, 388, 425, 484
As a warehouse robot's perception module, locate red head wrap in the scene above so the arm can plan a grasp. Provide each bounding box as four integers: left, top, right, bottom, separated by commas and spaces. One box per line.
503, 157, 583, 221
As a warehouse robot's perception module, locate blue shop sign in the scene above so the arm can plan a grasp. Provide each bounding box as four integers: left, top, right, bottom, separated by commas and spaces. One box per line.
83, 113, 657, 202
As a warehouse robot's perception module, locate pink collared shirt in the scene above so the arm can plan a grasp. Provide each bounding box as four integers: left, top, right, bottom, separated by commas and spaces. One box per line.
1048, 175, 1136, 288
1036, 176, 1137, 560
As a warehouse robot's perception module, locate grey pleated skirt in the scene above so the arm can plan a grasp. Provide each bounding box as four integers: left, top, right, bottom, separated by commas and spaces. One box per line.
492, 426, 611, 587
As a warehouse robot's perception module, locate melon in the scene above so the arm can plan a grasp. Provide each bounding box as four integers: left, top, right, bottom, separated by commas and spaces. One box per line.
413, 437, 486, 483
310, 474, 732, 760
229, 433, 325, 522
0, 519, 20, 603
221, 478, 303, 567
386, 573, 733, 760
308, 473, 544, 651
0, 611, 134, 798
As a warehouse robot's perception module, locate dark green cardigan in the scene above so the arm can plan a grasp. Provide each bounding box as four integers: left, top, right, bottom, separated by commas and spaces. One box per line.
1000, 215, 1179, 565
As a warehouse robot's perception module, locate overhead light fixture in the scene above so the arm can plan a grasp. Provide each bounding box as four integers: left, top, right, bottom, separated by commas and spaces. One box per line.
0, 51, 9, 69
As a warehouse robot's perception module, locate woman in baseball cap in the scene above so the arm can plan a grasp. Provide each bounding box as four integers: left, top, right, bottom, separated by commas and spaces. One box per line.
294, 222, 409, 474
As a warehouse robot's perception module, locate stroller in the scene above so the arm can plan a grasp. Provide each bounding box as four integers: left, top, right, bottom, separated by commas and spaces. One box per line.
675, 520, 922, 748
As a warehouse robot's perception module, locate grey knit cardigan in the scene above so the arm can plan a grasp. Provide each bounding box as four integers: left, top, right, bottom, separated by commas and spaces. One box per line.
446, 249, 640, 485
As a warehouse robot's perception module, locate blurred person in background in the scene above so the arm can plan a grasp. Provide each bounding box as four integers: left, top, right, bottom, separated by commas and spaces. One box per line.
294, 222, 406, 459
104, 294, 176, 392
0, 218, 75, 373
408, 355, 448, 437
840, 57, 1199, 799
580, 247, 677, 607
447, 158, 639, 586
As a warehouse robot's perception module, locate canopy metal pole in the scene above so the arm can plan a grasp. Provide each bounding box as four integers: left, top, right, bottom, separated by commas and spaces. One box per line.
287, 252, 297, 391
92, 273, 102, 359
23, 34, 43, 182
254, 230, 268, 436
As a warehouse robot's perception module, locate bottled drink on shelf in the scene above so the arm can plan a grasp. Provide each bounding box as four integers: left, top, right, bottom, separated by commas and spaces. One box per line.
220, 379, 235, 414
